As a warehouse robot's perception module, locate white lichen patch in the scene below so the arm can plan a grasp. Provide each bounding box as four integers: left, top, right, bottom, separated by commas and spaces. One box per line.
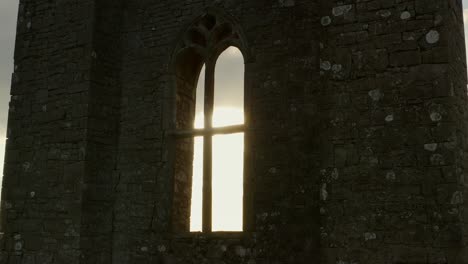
332, 64, 342, 73
331, 168, 339, 180
22, 162, 31, 172
426, 30, 440, 44
403, 33, 415, 41
14, 241, 23, 251
430, 154, 445, 165
369, 157, 379, 166
430, 112, 442, 122
257, 212, 268, 221
320, 183, 328, 201
400, 11, 411, 20
157, 245, 166, 252
320, 60, 331, 71
4, 202, 12, 209
364, 232, 377, 241
321, 16, 332, 26
378, 10, 391, 18
385, 114, 394, 122
332, 5, 352, 16
368, 89, 383, 101
386, 171, 396, 181
320, 207, 326, 215
320, 230, 328, 238
434, 14, 443, 25
451, 191, 463, 205
424, 143, 438, 152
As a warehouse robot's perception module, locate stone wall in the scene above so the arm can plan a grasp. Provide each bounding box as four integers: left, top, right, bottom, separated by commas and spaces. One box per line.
0, 0, 94, 263
0, 0, 467, 263
319, 0, 468, 263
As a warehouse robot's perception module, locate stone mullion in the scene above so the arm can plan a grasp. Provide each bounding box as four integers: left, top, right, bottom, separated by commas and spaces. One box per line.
202, 60, 215, 233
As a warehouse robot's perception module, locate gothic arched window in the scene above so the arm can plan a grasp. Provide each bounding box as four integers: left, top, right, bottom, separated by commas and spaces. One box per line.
170, 12, 249, 233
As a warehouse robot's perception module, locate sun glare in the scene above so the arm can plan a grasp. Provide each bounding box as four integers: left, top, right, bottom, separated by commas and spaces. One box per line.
190, 46, 244, 232
190, 108, 244, 232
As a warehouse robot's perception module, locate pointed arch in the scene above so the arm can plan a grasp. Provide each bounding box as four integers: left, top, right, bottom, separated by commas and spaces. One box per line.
170, 7, 252, 73
168, 9, 253, 234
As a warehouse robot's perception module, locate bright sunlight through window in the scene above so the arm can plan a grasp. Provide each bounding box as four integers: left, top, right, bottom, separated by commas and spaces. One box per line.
190, 47, 245, 232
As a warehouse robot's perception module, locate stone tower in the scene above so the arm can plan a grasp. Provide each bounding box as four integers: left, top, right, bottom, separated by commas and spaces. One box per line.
1, 0, 467, 263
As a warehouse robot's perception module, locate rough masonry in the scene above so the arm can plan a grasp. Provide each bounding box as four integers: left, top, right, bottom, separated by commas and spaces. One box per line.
0, 0, 467, 263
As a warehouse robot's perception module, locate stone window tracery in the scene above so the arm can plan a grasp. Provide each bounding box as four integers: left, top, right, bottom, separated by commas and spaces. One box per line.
171, 12, 247, 233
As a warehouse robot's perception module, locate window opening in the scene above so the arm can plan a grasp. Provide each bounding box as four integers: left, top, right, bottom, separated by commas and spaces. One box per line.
182, 47, 245, 233
190, 65, 205, 232
212, 47, 244, 232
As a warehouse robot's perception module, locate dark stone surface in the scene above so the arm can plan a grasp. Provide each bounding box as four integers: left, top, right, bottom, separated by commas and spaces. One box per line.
1, 0, 468, 263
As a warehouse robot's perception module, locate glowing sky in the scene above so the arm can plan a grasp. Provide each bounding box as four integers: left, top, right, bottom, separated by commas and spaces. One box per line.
465, 1, 468, 52
0, 0, 19, 196
191, 47, 245, 231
